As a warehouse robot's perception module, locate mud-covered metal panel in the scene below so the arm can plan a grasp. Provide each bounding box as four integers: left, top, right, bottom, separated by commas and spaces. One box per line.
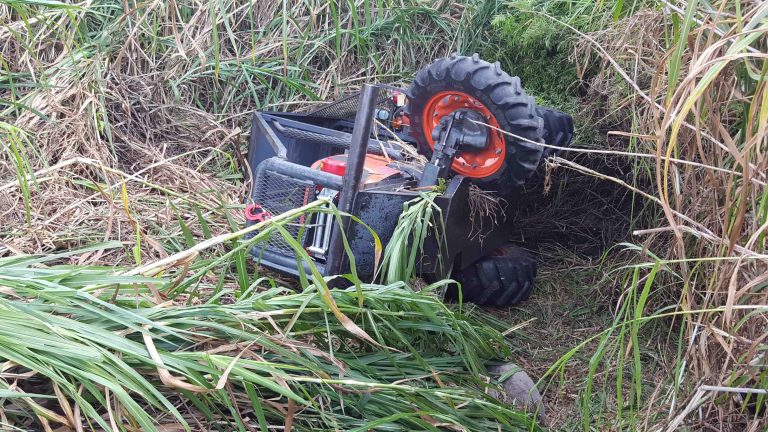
439, 177, 514, 272
344, 190, 411, 276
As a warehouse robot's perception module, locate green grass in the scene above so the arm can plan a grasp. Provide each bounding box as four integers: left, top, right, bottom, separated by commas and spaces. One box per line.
379, 191, 446, 285
487, 2, 768, 426
2, 0, 767, 430
0, 122, 35, 224
0, 223, 540, 431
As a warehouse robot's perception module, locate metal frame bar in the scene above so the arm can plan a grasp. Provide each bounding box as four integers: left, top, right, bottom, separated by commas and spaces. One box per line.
254, 157, 344, 190
324, 84, 379, 275
252, 112, 287, 158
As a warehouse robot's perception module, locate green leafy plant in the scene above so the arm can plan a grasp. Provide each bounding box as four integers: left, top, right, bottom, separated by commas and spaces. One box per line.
378, 191, 447, 284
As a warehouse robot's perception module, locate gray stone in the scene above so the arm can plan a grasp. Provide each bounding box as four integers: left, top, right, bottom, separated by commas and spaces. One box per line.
487, 362, 547, 424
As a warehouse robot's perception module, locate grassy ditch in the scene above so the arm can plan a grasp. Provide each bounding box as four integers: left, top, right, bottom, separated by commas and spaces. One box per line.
2, 0, 767, 431
492, 1, 768, 430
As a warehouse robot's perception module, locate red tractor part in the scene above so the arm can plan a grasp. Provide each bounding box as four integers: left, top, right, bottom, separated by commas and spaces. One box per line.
312, 154, 402, 185
405, 54, 545, 188
313, 154, 348, 176
244, 204, 272, 222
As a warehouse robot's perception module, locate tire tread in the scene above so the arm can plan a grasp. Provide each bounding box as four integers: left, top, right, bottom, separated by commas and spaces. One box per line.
447, 244, 537, 306
405, 54, 544, 187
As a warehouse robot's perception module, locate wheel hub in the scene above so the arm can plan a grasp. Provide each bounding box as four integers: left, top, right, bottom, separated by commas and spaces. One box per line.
430, 109, 489, 151
422, 91, 505, 178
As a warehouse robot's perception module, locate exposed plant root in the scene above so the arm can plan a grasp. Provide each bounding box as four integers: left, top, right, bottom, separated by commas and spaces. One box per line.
468, 184, 508, 244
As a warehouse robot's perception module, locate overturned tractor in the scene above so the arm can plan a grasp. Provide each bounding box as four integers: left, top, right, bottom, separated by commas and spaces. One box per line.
246, 54, 573, 305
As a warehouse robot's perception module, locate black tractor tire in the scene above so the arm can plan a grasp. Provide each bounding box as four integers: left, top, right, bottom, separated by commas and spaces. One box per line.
446, 244, 536, 306
537, 106, 574, 158
405, 54, 544, 187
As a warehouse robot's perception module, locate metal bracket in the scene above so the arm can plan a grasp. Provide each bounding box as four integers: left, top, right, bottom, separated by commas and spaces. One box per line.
418, 110, 489, 188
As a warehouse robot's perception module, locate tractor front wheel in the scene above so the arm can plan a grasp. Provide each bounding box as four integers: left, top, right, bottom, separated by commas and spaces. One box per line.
446, 244, 536, 306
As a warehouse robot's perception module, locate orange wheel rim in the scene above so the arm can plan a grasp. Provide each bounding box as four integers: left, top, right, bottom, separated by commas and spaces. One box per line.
421, 91, 505, 178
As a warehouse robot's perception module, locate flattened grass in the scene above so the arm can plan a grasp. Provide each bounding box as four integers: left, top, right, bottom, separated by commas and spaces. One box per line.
0, 237, 538, 431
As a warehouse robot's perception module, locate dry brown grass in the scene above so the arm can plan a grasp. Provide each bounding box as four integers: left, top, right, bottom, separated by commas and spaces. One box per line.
0, 0, 469, 264
468, 183, 509, 243
540, 3, 768, 429
468, 3, 767, 429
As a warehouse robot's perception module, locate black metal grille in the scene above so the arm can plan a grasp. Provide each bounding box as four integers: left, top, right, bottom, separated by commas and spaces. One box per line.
309, 93, 366, 120
308, 85, 402, 120
252, 168, 313, 255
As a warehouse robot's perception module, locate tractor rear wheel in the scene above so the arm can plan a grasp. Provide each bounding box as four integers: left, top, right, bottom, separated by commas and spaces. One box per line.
537, 106, 574, 158
405, 54, 544, 188
446, 244, 536, 306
